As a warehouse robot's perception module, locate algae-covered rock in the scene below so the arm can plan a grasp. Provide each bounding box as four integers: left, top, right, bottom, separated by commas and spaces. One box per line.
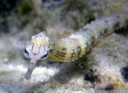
61, 0, 94, 30
87, 33, 128, 90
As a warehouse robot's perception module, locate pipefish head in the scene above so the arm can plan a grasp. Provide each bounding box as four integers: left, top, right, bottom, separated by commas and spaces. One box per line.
24, 32, 50, 79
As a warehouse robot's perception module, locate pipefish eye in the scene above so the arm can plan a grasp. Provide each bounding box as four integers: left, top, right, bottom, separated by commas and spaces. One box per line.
24, 49, 29, 55
41, 53, 48, 59
24, 49, 30, 59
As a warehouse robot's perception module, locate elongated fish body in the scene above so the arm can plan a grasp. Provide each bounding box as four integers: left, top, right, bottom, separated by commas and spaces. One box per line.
48, 12, 128, 62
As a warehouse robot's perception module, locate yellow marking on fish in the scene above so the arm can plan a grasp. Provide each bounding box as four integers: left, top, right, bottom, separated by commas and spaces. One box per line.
33, 38, 38, 48
33, 36, 46, 47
